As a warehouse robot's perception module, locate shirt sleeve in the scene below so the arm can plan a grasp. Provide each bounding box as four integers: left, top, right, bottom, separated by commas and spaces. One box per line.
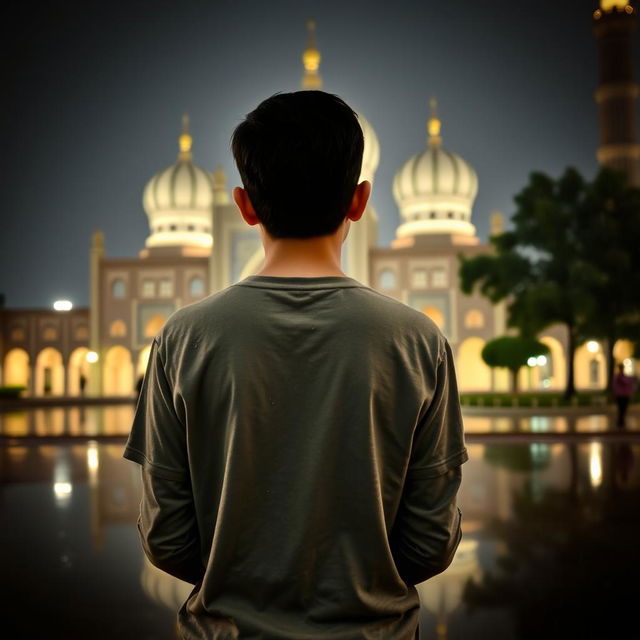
389, 337, 468, 585
123, 336, 188, 481
409, 337, 468, 477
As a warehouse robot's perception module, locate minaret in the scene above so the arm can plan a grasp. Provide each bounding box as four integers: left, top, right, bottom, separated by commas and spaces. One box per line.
88, 230, 104, 396
593, 1, 640, 185
301, 19, 322, 90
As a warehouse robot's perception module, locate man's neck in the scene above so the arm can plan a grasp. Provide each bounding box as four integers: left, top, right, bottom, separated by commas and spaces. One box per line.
256, 227, 346, 278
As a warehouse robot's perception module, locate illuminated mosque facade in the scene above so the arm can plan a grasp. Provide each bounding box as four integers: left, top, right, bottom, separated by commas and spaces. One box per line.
1, 2, 638, 398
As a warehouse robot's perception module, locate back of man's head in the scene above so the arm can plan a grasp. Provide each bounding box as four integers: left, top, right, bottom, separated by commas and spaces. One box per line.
231, 91, 364, 239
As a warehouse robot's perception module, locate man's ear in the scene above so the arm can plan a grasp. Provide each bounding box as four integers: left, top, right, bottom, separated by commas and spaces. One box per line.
233, 187, 260, 226
345, 181, 371, 223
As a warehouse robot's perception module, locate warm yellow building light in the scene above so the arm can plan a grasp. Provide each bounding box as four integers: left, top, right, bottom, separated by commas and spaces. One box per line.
86, 351, 99, 363
600, 0, 631, 11
53, 299, 73, 311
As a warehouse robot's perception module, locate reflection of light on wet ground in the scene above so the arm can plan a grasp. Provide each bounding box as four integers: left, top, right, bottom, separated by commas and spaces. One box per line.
463, 412, 637, 434
589, 442, 603, 487
0, 404, 135, 437
1, 406, 640, 638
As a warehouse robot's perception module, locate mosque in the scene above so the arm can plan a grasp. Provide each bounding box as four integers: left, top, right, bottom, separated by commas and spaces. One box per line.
0, 1, 638, 399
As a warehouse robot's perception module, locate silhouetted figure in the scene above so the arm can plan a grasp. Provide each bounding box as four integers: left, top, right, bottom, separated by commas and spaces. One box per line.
79, 374, 87, 397
612, 363, 636, 428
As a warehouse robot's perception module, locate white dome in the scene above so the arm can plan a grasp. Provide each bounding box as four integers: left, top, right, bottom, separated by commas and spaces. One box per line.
357, 112, 380, 184
393, 109, 478, 239
142, 119, 213, 252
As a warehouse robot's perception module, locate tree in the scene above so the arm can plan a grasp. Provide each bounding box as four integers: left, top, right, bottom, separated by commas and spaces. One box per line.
573, 167, 640, 391
460, 166, 640, 398
460, 167, 590, 399
481, 336, 549, 393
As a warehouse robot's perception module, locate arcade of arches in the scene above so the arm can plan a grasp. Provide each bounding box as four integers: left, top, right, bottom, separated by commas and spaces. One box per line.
1, 338, 635, 397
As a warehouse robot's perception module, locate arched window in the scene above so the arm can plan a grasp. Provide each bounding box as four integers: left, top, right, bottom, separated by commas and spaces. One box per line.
159, 279, 174, 298
412, 269, 428, 288
465, 310, 484, 328
378, 268, 397, 290
109, 320, 127, 337
189, 276, 205, 297
42, 326, 58, 341
431, 268, 448, 288
10, 327, 25, 341
141, 279, 155, 298
144, 315, 166, 338
112, 279, 126, 298
74, 326, 88, 340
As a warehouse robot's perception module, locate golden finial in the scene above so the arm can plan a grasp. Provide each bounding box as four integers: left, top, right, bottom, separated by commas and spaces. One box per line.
91, 229, 104, 249
302, 19, 322, 90
428, 96, 442, 147
178, 113, 193, 160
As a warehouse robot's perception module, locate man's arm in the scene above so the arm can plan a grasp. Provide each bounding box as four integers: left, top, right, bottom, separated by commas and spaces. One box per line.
123, 335, 205, 585
390, 337, 467, 586
138, 469, 205, 585
390, 466, 462, 585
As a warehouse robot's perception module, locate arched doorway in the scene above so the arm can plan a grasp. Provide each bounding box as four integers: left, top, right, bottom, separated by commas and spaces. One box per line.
67, 347, 90, 396
103, 346, 134, 396
144, 315, 166, 339
35, 347, 65, 396
456, 337, 491, 391
575, 341, 606, 390
3, 348, 30, 393
613, 339, 636, 375
538, 335, 566, 391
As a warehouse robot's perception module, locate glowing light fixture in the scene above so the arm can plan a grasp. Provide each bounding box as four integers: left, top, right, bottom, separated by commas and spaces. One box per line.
53, 300, 73, 311
86, 351, 99, 363
586, 340, 599, 353
527, 357, 537, 367
536, 355, 547, 366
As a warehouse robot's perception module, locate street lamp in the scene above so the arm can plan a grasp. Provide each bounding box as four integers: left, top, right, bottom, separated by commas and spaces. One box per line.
53, 300, 73, 311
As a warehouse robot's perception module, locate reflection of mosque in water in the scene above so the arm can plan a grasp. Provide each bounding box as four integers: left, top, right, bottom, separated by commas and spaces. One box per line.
2, 3, 638, 399
4, 409, 637, 637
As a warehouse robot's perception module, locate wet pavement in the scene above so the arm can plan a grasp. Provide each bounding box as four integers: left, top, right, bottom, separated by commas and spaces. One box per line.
1, 406, 639, 639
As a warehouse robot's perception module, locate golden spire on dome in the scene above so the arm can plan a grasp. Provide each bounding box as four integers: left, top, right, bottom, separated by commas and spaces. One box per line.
301, 19, 322, 90
428, 96, 442, 147
178, 113, 193, 160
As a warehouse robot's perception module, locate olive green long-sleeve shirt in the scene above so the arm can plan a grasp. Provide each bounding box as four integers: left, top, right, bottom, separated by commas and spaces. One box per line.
124, 275, 467, 640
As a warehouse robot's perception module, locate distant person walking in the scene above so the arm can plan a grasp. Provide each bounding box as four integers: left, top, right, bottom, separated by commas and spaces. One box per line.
612, 363, 636, 428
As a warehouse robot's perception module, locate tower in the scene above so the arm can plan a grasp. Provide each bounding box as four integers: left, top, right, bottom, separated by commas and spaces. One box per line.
593, 1, 640, 185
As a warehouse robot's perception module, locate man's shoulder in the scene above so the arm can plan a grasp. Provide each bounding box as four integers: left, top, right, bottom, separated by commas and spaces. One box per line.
155, 285, 243, 345
349, 285, 444, 339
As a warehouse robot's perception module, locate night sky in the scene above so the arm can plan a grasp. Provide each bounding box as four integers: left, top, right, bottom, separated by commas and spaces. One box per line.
0, 0, 634, 308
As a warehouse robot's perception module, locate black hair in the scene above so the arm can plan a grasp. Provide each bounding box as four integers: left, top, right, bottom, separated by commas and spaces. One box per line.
231, 90, 364, 238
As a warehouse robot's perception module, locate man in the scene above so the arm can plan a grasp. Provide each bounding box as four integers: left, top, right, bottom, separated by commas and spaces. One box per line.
123, 90, 467, 640
613, 362, 636, 428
